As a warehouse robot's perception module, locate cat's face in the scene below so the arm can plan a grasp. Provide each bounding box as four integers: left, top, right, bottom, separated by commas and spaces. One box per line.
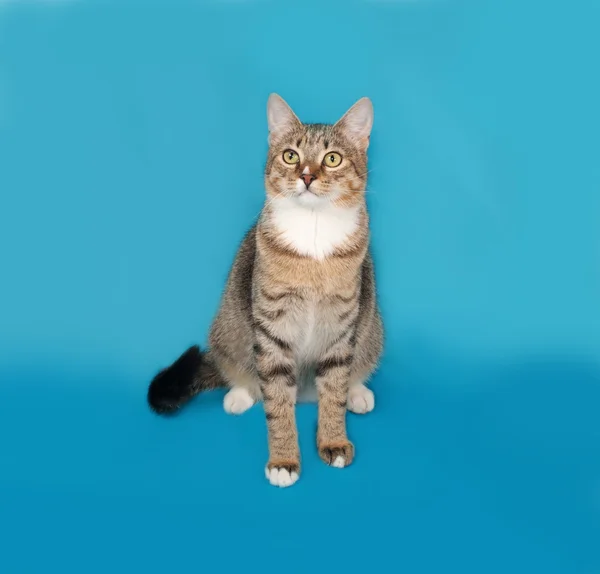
265, 95, 373, 208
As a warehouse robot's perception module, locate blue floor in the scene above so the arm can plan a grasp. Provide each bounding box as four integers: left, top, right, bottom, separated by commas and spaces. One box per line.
2, 356, 600, 572
1, 1, 599, 572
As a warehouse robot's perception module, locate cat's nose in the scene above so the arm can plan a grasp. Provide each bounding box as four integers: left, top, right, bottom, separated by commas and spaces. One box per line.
300, 173, 316, 188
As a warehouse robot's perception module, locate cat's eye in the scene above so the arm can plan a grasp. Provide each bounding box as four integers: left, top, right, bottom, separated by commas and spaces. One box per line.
282, 150, 300, 164
323, 152, 342, 168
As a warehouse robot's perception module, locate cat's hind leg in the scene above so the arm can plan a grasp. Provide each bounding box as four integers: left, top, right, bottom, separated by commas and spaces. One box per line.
346, 352, 378, 414
346, 313, 381, 415
219, 363, 262, 415
224, 386, 256, 415
347, 379, 375, 414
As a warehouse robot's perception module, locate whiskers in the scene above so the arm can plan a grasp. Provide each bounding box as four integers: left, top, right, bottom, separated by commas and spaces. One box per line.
256, 176, 378, 220
252, 189, 282, 221
344, 168, 376, 185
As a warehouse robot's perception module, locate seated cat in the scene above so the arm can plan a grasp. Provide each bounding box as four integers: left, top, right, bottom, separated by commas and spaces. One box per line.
148, 94, 383, 488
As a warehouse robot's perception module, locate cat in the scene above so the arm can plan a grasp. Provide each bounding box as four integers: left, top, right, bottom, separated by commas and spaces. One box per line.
147, 94, 383, 487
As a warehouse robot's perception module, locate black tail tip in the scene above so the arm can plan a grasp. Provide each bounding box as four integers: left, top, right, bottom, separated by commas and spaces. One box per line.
147, 345, 203, 415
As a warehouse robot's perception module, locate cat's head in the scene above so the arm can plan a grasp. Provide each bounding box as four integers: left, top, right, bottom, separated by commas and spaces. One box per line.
265, 94, 373, 208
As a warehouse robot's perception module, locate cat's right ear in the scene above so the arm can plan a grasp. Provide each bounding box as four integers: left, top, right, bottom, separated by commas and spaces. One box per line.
267, 94, 301, 144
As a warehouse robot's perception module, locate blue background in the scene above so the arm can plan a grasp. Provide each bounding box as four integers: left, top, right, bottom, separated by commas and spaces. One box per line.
1, 0, 599, 572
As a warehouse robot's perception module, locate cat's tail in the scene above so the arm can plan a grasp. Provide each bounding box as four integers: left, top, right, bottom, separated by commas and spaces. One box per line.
147, 345, 226, 414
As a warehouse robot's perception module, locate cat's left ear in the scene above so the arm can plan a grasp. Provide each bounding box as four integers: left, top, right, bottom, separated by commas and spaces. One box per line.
335, 97, 373, 149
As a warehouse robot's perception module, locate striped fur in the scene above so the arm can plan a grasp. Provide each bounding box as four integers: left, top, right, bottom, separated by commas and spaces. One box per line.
148, 95, 383, 487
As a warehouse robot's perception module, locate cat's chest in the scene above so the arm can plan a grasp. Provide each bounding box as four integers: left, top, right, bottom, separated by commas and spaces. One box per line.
270, 198, 360, 260
284, 297, 339, 362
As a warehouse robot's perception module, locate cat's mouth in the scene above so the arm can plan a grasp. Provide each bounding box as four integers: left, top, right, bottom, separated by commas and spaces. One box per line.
294, 188, 329, 208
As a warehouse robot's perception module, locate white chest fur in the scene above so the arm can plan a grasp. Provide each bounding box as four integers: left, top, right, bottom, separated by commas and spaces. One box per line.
269, 196, 360, 260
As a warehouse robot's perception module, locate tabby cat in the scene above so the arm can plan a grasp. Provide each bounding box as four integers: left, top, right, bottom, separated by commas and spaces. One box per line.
148, 94, 383, 487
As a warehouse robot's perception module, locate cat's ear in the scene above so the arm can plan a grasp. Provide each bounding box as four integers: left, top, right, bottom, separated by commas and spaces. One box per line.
267, 94, 301, 143
335, 97, 373, 149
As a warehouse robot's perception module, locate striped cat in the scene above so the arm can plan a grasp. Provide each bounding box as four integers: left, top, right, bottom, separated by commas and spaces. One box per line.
148, 94, 383, 487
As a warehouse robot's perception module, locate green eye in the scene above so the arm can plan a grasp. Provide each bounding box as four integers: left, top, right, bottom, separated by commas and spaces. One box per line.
323, 152, 342, 168
282, 150, 299, 164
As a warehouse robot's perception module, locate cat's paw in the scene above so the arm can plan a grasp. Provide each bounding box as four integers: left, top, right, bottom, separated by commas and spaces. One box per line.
223, 387, 255, 415
265, 461, 300, 488
318, 440, 355, 468
347, 384, 375, 414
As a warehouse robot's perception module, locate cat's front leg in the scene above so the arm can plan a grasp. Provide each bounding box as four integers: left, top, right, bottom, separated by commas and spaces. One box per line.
254, 321, 300, 488
315, 336, 355, 468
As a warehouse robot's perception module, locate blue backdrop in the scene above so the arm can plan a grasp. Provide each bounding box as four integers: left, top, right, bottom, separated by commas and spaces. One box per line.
1, 1, 599, 572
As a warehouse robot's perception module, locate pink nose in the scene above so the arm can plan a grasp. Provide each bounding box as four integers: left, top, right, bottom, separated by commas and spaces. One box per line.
300, 173, 316, 188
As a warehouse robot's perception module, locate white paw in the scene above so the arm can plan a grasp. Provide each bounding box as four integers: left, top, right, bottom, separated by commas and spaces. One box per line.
223, 387, 255, 415
265, 466, 300, 488
347, 384, 375, 414
319, 442, 354, 468
332, 456, 346, 468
